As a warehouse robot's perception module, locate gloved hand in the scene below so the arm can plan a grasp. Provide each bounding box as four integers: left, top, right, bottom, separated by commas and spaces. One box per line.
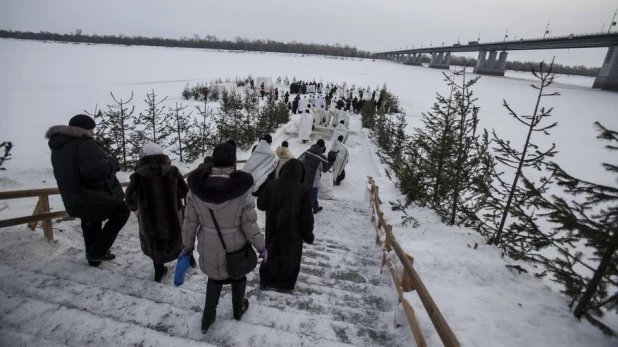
327, 151, 337, 163
258, 247, 268, 262
178, 247, 193, 259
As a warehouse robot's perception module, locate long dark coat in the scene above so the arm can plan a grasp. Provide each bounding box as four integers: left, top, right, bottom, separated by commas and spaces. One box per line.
46, 125, 124, 218
257, 159, 315, 290
126, 154, 188, 264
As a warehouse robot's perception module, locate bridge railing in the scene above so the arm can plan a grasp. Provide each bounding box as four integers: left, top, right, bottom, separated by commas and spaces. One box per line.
367, 176, 460, 347
0, 161, 247, 241
374, 32, 617, 54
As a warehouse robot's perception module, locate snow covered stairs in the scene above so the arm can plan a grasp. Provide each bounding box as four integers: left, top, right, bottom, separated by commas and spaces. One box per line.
0, 202, 401, 347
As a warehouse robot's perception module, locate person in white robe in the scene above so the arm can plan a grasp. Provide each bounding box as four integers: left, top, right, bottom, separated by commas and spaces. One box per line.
243, 140, 278, 196
331, 136, 349, 186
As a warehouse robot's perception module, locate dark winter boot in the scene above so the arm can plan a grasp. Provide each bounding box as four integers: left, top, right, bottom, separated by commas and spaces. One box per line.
313, 206, 323, 214
202, 279, 222, 334
88, 261, 101, 267
154, 264, 168, 283
231, 279, 249, 321
190, 255, 197, 268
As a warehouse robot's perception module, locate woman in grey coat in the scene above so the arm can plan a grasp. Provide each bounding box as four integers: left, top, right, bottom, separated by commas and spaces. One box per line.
181, 143, 266, 334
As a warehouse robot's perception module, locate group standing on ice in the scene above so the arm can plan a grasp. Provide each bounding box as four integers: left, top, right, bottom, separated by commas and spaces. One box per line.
45, 84, 353, 334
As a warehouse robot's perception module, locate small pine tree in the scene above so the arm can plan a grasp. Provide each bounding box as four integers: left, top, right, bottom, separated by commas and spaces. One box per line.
167, 102, 198, 163
216, 89, 255, 150
195, 98, 215, 158
486, 61, 559, 248
276, 76, 282, 84
534, 122, 618, 335
135, 90, 171, 145
0, 141, 13, 170
95, 92, 137, 170
182, 83, 191, 100
209, 85, 221, 102
284, 76, 290, 85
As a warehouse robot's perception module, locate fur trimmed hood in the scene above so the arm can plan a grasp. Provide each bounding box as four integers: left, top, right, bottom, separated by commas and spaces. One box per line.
187, 166, 254, 204
276, 146, 295, 160
135, 154, 172, 179
46, 125, 92, 150
45, 125, 91, 139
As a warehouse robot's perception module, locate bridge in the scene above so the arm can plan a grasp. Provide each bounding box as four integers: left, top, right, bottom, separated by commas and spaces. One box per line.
373, 33, 618, 91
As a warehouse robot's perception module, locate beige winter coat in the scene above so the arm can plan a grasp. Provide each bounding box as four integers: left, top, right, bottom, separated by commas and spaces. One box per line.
182, 166, 265, 280
275, 147, 295, 178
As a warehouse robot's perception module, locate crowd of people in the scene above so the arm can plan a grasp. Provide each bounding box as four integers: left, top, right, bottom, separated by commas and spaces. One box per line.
45, 110, 351, 335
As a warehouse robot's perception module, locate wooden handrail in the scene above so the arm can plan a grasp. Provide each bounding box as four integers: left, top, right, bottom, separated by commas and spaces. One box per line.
0, 211, 69, 229
367, 176, 460, 347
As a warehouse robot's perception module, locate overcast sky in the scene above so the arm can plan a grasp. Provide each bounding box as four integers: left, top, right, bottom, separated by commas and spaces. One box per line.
1, 0, 616, 67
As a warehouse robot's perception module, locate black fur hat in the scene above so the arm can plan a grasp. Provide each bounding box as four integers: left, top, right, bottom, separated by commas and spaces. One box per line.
212, 143, 236, 167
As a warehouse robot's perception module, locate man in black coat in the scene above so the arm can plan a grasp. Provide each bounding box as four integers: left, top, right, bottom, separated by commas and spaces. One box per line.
46, 115, 130, 267
257, 159, 314, 292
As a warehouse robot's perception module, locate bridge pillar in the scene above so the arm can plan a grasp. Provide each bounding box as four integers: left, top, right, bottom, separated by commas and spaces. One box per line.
473, 50, 507, 76
429, 51, 451, 69
593, 46, 618, 91
411, 53, 423, 66
405, 53, 422, 66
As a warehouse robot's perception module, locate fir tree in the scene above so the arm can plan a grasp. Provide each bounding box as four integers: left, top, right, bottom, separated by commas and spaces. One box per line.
209, 85, 221, 102
95, 92, 137, 170
412, 78, 458, 212
194, 98, 215, 158
216, 89, 254, 150
135, 90, 171, 146
444, 71, 492, 227
535, 122, 618, 335
486, 61, 559, 246
0, 141, 13, 170
182, 83, 191, 100
167, 102, 198, 163
243, 88, 261, 141
284, 76, 290, 85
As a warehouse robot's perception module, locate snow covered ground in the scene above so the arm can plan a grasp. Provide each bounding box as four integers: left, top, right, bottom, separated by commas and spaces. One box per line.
1, 39, 617, 346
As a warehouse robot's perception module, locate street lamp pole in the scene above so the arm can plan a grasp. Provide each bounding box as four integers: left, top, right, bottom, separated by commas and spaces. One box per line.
504, 27, 510, 42
609, 9, 618, 34
543, 19, 554, 39
600, 21, 606, 33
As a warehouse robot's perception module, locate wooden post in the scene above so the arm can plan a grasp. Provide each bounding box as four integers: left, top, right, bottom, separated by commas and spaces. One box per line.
386, 251, 427, 347
40, 195, 54, 242
384, 225, 392, 252
401, 254, 415, 292
27, 197, 44, 230
386, 226, 461, 347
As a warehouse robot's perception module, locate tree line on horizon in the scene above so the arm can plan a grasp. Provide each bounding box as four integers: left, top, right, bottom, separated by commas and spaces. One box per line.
0, 29, 372, 58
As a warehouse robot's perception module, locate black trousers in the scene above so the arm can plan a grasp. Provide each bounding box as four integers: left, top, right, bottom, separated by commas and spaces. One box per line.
81, 201, 130, 259
203, 276, 247, 319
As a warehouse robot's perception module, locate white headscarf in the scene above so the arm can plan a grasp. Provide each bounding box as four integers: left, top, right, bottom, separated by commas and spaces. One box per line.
139, 142, 164, 158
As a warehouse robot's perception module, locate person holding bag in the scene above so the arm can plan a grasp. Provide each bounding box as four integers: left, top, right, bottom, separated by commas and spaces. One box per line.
125, 143, 189, 283
181, 143, 266, 334
46, 114, 129, 267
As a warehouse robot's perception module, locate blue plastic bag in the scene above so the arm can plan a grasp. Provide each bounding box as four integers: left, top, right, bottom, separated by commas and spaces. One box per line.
174, 254, 192, 287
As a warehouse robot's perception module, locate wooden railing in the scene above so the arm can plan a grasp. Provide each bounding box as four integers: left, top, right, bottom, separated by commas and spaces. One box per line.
367, 177, 460, 347
0, 161, 247, 242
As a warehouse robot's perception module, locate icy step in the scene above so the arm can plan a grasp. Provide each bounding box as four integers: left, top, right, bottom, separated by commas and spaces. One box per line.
0, 264, 386, 346
0, 289, 210, 347
0, 328, 72, 347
